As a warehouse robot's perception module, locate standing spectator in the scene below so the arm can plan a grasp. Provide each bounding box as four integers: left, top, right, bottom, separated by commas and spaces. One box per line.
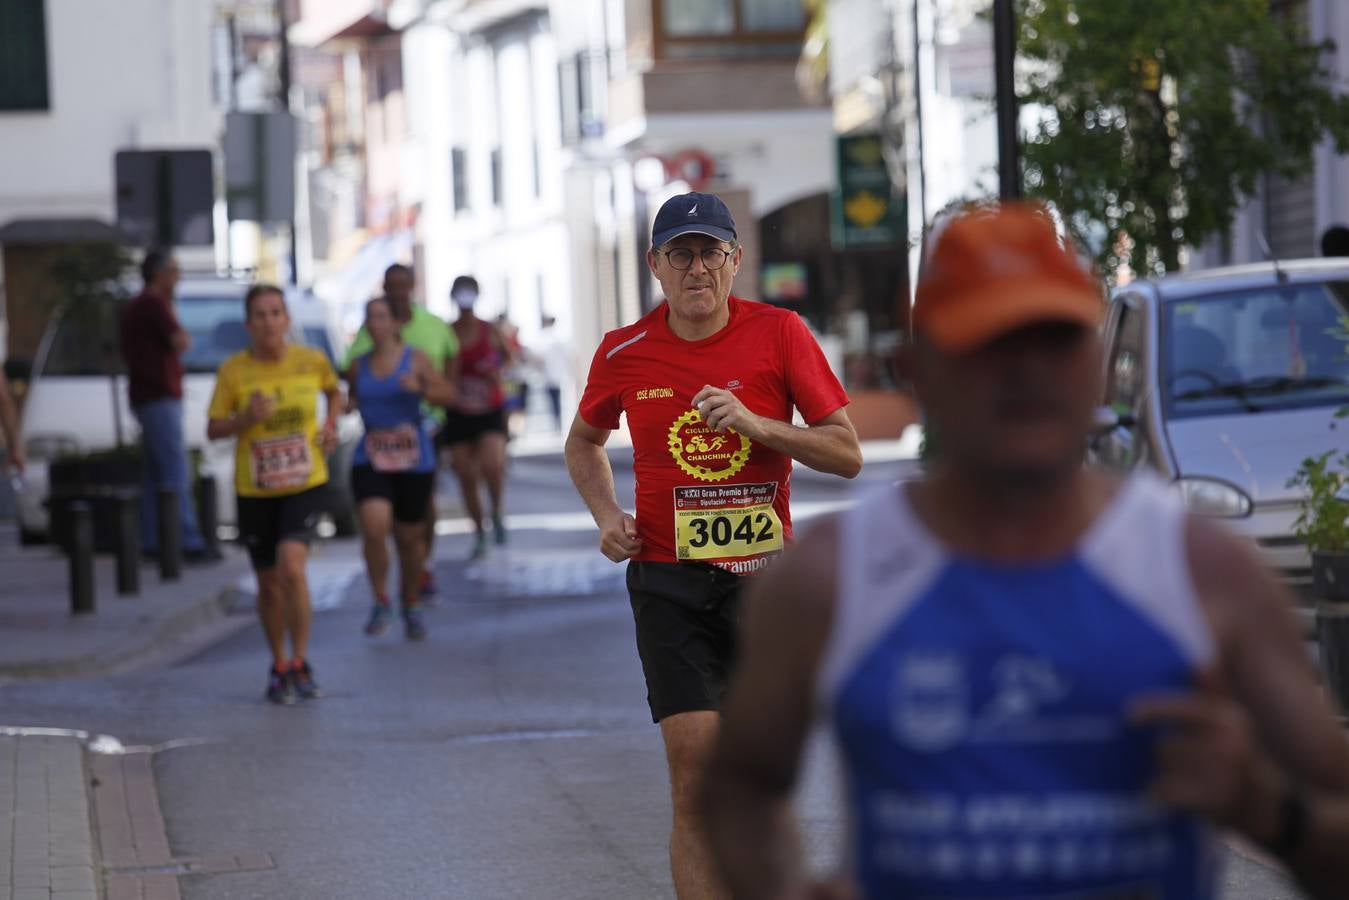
535, 315, 572, 432
0, 364, 23, 475
119, 250, 213, 562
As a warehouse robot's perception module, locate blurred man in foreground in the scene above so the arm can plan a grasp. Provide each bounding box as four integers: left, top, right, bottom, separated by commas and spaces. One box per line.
706, 203, 1349, 899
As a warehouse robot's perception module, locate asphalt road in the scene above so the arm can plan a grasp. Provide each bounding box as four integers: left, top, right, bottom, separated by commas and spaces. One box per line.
0, 452, 1300, 898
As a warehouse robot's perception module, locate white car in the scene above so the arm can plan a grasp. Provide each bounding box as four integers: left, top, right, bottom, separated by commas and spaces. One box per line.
16, 275, 359, 543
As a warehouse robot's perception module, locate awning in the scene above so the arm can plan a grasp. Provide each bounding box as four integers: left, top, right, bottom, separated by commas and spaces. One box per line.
314, 228, 414, 326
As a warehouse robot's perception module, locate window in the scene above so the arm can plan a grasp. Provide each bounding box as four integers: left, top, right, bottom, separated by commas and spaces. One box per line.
490, 147, 503, 208
1164, 283, 1349, 419
656, 0, 805, 60
451, 148, 468, 212
0, 0, 49, 111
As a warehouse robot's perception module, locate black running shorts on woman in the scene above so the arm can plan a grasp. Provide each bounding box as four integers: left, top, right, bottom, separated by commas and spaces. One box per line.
236, 485, 330, 570
627, 561, 745, 723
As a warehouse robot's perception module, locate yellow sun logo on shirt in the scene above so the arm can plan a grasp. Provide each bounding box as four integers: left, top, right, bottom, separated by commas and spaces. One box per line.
668, 409, 751, 482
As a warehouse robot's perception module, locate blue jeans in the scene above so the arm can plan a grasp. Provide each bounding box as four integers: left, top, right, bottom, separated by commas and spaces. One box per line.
134, 398, 205, 553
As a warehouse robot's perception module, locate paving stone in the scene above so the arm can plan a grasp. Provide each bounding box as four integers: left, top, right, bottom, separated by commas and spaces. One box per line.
49, 867, 94, 894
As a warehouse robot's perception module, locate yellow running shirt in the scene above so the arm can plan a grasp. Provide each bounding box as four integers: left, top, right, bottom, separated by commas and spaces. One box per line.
208, 345, 339, 497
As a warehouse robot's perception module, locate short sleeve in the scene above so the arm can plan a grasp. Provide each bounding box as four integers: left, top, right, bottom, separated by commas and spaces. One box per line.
344, 327, 373, 368
577, 342, 623, 430
207, 361, 237, 421
782, 313, 849, 424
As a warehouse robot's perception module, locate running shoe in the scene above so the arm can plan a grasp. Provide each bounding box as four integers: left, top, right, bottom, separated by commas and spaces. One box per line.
419, 568, 439, 608
403, 607, 428, 642
292, 659, 323, 700
468, 531, 488, 560
364, 602, 394, 636
493, 515, 507, 546
266, 666, 298, 705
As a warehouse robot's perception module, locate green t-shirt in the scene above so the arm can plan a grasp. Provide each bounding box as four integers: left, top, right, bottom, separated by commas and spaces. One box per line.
344, 305, 458, 371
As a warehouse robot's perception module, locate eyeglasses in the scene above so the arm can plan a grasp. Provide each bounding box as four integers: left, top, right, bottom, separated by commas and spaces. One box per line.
661, 246, 735, 271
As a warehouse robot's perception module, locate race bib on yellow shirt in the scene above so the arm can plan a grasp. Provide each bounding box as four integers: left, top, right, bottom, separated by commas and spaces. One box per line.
366, 423, 420, 473
240, 373, 323, 495
673, 482, 784, 570
250, 433, 312, 490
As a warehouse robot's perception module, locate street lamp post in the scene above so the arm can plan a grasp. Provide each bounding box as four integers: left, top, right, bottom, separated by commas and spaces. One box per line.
993, 0, 1021, 199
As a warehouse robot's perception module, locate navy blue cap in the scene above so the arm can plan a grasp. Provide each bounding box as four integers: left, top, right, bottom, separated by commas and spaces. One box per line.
651, 192, 737, 247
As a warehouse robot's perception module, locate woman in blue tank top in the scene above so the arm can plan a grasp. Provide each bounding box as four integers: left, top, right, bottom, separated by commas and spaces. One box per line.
346, 297, 454, 642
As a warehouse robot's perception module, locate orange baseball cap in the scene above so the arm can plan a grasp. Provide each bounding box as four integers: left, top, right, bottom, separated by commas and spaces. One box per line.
911, 202, 1104, 353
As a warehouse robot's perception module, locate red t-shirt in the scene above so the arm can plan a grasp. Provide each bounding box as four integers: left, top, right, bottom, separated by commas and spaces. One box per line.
579, 296, 849, 574
119, 291, 184, 406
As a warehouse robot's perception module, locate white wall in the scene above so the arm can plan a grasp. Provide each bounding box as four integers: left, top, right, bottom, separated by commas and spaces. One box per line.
0, 0, 221, 228
638, 109, 835, 217
408, 8, 575, 357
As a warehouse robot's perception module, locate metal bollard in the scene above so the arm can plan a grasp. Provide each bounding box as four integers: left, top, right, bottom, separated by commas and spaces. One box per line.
195, 474, 219, 556
69, 501, 95, 615
114, 490, 140, 596
157, 487, 182, 581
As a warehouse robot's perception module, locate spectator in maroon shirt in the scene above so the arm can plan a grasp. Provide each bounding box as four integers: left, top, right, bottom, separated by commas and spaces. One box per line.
119, 250, 212, 560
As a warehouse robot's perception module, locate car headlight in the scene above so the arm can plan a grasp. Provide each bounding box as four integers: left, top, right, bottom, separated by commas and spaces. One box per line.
1174, 477, 1253, 518
25, 433, 81, 462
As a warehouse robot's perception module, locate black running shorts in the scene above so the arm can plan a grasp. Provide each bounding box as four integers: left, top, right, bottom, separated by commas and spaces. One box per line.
626, 560, 745, 723
236, 485, 330, 571
438, 408, 508, 447
350, 464, 435, 524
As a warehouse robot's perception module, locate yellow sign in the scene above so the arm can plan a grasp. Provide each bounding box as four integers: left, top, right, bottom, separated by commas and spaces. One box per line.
844, 190, 889, 229
673, 483, 784, 563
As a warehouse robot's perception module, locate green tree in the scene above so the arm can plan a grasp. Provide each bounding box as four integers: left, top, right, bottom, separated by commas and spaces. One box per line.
1019, 0, 1349, 276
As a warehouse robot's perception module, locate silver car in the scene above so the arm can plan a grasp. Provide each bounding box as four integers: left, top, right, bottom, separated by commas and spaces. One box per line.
1094, 259, 1349, 600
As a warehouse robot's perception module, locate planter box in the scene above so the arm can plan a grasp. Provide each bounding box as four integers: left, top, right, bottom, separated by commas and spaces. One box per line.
1313, 551, 1349, 712
48, 456, 142, 554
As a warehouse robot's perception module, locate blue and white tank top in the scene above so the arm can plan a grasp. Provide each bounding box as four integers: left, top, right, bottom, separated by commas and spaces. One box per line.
352, 346, 435, 473
819, 474, 1221, 899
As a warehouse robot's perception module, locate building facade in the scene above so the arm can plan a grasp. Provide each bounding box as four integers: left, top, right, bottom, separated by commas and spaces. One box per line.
0, 0, 224, 366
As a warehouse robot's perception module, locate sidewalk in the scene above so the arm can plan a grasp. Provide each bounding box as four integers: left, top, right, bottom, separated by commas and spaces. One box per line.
1, 731, 97, 900
0, 523, 254, 683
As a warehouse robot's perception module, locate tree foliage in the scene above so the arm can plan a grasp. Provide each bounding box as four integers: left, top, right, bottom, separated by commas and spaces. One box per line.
1018, 0, 1349, 276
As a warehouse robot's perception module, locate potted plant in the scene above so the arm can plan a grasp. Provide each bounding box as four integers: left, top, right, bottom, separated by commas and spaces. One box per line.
1289, 449, 1349, 708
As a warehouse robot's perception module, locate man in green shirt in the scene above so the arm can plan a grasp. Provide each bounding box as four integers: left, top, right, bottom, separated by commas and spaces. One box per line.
344, 263, 458, 600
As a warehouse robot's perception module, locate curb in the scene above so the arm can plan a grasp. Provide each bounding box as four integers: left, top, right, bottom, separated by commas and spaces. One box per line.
0, 580, 255, 684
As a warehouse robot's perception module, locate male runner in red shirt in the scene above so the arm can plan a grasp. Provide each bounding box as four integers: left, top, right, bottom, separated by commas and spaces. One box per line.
565, 191, 862, 900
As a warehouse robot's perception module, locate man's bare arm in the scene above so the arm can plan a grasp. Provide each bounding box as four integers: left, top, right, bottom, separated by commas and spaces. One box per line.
692, 386, 862, 479
1133, 516, 1349, 898
705, 519, 841, 899
564, 416, 640, 562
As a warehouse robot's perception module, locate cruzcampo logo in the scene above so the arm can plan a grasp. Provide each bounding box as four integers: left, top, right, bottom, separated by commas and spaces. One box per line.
668, 409, 751, 482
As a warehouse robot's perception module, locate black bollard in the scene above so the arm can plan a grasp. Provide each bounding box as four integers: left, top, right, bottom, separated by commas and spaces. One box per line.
195, 474, 219, 557
114, 489, 139, 596
157, 487, 181, 581
69, 501, 95, 615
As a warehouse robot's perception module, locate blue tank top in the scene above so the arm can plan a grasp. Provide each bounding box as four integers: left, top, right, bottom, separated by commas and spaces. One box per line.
819, 475, 1221, 899
352, 346, 435, 473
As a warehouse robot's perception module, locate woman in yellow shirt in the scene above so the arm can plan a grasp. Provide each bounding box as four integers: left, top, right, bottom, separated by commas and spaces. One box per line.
207, 284, 342, 705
